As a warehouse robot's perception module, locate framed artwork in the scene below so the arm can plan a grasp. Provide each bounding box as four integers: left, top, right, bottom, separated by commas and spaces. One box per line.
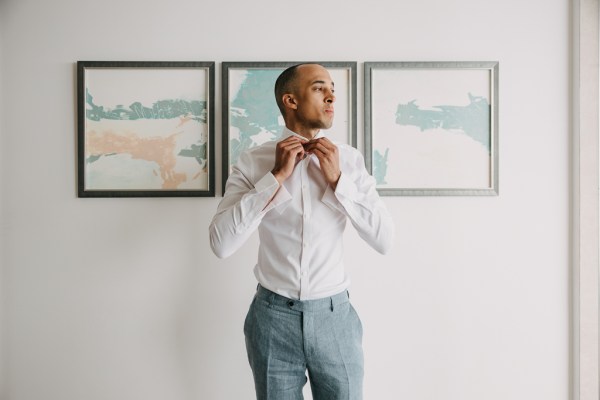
77, 61, 215, 197
364, 61, 499, 196
221, 61, 357, 191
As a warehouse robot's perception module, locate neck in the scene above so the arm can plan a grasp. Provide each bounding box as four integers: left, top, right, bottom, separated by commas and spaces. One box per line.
285, 123, 320, 140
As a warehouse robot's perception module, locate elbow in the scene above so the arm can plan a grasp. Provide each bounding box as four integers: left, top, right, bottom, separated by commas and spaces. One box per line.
377, 245, 391, 256
374, 222, 395, 255
210, 238, 231, 259
374, 235, 393, 255
358, 216, 395, 255
361, 228, 394, 255
211, 243, 230, 259
209, 224, 231, 259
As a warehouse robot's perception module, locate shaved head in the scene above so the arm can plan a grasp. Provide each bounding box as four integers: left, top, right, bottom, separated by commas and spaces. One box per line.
274, 64, 305, 115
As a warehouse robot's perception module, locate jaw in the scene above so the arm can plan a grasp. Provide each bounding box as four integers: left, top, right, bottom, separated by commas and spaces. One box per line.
286, 110, 334, 136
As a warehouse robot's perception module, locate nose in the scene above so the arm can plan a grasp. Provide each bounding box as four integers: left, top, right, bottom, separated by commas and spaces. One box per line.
325, 89, 335, 104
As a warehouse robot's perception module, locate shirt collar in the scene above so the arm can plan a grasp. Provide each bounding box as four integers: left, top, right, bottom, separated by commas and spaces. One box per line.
282, 127, 325, 141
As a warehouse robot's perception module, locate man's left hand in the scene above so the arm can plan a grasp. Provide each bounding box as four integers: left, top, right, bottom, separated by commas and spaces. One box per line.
303, 138, 341, 190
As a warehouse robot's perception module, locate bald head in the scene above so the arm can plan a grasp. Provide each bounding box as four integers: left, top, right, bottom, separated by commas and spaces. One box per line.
273, 64, 335, 137
275, 63, 332, 115
274, 64, 304, 115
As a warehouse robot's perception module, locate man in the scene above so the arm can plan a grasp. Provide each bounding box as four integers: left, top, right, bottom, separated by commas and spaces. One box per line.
209, 64, 394, 399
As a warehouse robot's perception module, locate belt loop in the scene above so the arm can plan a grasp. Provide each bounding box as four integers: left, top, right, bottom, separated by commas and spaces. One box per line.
330, 297, 334, 312
269, 293, 275, 308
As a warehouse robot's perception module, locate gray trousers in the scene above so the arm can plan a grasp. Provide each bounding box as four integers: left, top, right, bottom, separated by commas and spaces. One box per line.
244, 285, 364, 400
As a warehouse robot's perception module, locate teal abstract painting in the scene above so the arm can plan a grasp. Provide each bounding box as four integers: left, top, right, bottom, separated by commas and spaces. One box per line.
225, 64, 354, 176
368, 65, 497, 194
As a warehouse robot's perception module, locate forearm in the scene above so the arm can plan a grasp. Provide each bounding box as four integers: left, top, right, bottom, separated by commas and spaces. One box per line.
348, 201, 394, 255
209, 207, 261, 259
323, 173, 394, 254
209, 172, 290, 258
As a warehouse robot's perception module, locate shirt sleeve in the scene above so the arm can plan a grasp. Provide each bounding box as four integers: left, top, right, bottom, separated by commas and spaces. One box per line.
321, 150, 394, 254
209, 150, 292, 259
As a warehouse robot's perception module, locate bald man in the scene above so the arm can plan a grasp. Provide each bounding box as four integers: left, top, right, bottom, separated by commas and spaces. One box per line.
210, 64, 394, 400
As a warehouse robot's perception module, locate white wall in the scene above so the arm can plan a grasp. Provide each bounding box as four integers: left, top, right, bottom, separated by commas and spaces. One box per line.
0, 0, 570, 399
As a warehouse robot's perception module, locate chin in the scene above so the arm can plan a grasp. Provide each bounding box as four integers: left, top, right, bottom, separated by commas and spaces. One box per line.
320, 120, 334, 130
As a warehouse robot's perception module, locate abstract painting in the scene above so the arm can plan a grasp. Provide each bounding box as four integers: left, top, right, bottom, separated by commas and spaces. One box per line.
77, 61, 215, 197
364, 62, 499, 196
221, 62, 356, 190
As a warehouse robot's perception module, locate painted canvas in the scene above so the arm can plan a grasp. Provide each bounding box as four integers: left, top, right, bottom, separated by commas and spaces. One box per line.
78, 62, 214, 197
222, 62, 356, 188
365, 62, 498, 196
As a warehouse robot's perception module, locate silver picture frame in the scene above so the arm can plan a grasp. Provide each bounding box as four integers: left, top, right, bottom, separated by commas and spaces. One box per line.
364, 61, 499, 196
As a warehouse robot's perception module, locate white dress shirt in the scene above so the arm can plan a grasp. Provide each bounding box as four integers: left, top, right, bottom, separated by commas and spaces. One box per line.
209, 127, 394, 300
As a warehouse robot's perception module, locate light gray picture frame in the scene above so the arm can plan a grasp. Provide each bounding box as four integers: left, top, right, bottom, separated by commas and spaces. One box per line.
364, 61, 499, 196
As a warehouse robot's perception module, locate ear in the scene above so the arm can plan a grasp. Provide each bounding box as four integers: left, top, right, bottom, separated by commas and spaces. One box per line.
282, 94, 298, 110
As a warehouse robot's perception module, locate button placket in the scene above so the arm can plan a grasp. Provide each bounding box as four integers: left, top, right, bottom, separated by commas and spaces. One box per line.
299, 159, 311, 300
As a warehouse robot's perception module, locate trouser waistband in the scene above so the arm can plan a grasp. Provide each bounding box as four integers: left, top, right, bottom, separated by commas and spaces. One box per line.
256, 284, 350, 312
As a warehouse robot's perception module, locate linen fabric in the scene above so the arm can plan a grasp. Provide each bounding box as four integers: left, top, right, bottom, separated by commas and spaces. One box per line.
244, 285, 364, 400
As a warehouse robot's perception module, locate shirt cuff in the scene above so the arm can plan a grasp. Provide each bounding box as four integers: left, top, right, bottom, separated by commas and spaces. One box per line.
255, 172, 292, 214
333, 172, 358, 199
254, 171, 279, 193
321, 172, 355, 214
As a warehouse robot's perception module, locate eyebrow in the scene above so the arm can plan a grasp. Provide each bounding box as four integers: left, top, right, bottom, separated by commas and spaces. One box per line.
311, 80, 335, 87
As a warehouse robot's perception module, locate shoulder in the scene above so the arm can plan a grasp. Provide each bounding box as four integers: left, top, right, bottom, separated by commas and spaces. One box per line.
333, 143, 371, 179
235, 140, 277, 180
249, 139, 278, 152
238, 140, 276, 161
336, 143, 365, 164
336, 142, 360, 154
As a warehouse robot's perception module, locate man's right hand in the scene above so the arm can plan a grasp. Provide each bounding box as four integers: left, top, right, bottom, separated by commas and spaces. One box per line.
271, 136, 306, 185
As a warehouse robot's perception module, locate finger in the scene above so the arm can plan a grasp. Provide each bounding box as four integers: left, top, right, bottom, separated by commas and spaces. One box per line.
283, 134, 302, 142
309, 147, 328, 162
283, 144, 305, 160
282, 140, 303, 149
307, 137, 334, 148
282, 142, 305, 155
306, 137, 333, 148
305, 141, 329, 155
302, 141, 319, 152
278, 136, 302, 148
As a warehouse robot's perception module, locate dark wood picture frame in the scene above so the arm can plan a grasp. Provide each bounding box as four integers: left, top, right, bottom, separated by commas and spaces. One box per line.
77, 61, 215, 197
